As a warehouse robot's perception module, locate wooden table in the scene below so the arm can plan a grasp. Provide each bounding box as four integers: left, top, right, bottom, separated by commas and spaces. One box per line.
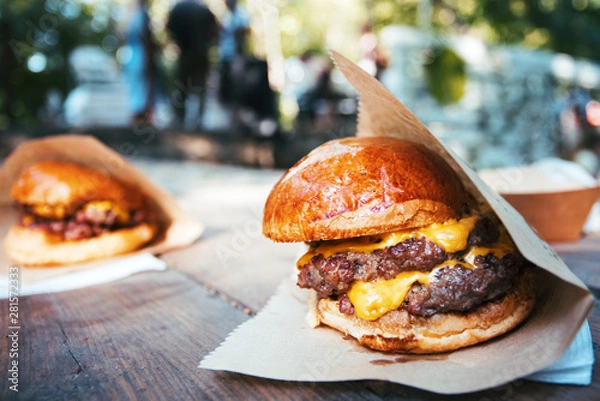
1, 161, 599, 400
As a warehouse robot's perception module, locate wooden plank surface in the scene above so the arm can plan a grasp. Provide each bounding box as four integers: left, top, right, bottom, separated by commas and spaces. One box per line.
3, 270, 250, 400
162, 232, 299, 312
2, 161, 600, 400
2, 250, 598, 401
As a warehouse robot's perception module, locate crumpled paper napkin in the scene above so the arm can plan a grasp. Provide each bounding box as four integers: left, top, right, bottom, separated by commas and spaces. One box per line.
0, 253, 167, 298
526, 320, 594, 385
201, 278, 594, 392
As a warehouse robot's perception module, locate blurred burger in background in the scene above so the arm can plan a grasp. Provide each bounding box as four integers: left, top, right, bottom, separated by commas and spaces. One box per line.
4, 161, 158, 266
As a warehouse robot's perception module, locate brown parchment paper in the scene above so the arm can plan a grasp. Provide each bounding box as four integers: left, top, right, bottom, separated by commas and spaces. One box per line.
200, 52, 595, 394
0, 134, 203, 284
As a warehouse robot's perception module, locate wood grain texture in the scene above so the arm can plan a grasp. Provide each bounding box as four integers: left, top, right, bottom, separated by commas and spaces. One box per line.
0, 270, 426, 401
161, 231, 300, 312
1, 244, 599, 400
3, 270, 252, 400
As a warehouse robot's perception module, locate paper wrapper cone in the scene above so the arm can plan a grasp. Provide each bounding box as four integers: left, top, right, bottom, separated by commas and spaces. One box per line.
200, 52, 595, 394
0, 134, 203, 284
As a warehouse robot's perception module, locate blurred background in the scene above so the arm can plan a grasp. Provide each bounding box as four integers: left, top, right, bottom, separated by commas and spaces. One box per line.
1, 0, 600, 174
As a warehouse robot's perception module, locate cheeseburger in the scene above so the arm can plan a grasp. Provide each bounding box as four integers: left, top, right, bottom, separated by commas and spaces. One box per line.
263, 137, 536, 353
4, 161, 158, 266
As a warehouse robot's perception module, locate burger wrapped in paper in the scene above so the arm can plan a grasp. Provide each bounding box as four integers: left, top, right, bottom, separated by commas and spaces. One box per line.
4, 161, 158, 266
263, 137, 536, 353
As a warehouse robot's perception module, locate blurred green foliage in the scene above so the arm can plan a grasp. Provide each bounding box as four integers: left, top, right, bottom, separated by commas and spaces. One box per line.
0, 0, 109, 128
364, 0, 600, 61
477, 0, 600, 60
425, 47, 466, 105
2, 0, 600, 128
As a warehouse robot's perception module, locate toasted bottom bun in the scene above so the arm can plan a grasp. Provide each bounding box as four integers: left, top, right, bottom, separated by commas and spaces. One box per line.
4, 224, 157, 266
307, 271, 536, 353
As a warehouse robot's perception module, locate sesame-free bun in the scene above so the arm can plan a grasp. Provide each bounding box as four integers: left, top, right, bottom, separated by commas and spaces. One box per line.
10, 161, 145, 209
263, 137, 470, 242
4, 223, 157, 266
307, 270, 536, 353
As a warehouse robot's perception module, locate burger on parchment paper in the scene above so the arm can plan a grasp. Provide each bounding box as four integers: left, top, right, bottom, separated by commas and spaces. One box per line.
262, 136, 536, 353
4, 161, 158, 266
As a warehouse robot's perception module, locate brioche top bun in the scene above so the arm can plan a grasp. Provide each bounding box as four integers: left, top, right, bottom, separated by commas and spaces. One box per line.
263, 137, 470, 242
10, 161, 145, 209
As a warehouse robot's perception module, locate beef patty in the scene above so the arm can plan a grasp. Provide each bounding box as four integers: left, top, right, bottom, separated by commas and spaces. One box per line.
297, 237, 448, 299
405, 252, 522, 316
297, 214, 524, 316
18, 203, 147, 240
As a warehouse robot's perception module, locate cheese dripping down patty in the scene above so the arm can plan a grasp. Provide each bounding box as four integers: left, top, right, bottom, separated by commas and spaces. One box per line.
296, 214, 517, 320
297, 214, 479, 268
347, 231, 514, 320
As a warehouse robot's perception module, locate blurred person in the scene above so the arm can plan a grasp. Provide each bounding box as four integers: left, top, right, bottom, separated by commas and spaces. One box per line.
122, 0, 158, 125
218, 0, 278, 138
167, 0, 218, 128
296, 60, 348, 133
358, 24, 388, 81
558, 88, 597, 158
556, 87, 600, 176
219, 0, 250, 106
229, 55, 278, 137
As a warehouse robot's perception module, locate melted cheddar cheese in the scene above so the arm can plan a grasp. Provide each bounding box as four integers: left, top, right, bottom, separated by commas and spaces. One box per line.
31, 201, 130, 223
345, 230, 517, 321
463, 228, 514, 266
297, 215, 478, 267
21, 214, 35, 226
33, 204, 69, 220
82, 201, 130, 224
295, 210, 520, 321
347, 267, 441, 320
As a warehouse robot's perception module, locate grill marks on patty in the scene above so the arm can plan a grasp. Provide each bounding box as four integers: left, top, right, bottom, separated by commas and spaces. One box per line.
297, 237, 448, 299
405, 253, 522, 316
467, 214, 500, 248
297, 214, 522, 316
